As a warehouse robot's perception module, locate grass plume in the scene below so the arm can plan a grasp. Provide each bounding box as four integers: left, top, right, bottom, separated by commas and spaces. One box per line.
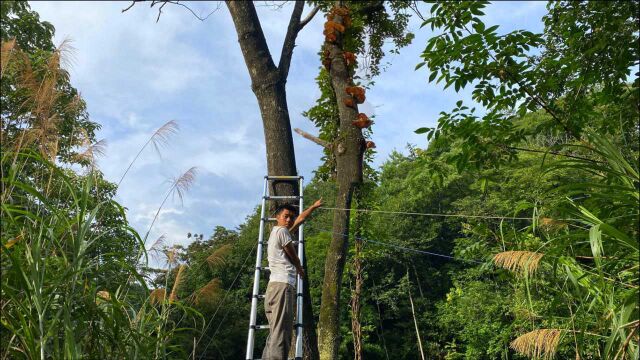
206, 244, 232, 268
493, 251, 544, 275
511, 329, 562, 359
169, 265, 186, 302
195, 278, 222, 307
117, 120, 179, 189
150, 288, 167, 305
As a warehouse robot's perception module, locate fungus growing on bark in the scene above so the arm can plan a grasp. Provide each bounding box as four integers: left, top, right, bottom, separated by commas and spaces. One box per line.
365, 141, 376, 149
346, 86, 366, 104
344, 98, 355, 108
324, 20, 345, 33
352, 113, 372, 128
343, 52, 356, 66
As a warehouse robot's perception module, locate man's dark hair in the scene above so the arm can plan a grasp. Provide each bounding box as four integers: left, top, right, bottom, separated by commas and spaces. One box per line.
274, 204, 298, 216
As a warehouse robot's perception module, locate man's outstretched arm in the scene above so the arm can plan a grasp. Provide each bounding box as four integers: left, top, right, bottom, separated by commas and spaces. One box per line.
289, 198, 322, 234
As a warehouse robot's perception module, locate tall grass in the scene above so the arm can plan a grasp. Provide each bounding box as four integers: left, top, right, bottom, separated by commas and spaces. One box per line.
495, 131, 639, 359
1, 40, 200, 359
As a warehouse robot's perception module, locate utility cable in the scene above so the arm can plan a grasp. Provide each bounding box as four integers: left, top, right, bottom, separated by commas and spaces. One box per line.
318, 228, 636, 288
313, 205, 635, 223
318, 228, 487, 265
317, 206, 539, 221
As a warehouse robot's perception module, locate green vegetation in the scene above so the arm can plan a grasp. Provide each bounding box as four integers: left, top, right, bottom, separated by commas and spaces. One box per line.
2, 1, 637, 359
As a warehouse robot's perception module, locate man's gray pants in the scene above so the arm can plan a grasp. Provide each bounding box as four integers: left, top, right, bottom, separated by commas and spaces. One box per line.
262, 282, 295, 360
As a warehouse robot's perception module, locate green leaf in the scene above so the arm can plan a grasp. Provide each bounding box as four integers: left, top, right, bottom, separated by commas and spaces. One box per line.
485, 25, 499, 34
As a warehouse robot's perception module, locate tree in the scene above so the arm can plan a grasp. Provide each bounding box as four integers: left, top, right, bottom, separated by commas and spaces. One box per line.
301, 2, 414, 358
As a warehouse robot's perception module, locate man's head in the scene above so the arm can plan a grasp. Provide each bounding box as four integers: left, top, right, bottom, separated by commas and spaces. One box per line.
274, 204, 297, 228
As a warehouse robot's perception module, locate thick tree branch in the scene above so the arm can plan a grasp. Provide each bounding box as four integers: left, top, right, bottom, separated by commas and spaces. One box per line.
294, 128, 330, 148
299, 6, 321, 29
278, 1, 305, 81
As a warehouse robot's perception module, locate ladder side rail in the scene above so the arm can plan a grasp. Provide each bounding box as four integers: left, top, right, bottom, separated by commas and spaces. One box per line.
294, 177, 305, 359
245, 178, 269, 360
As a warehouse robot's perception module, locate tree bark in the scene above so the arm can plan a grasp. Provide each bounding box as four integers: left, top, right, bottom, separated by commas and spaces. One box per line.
350, 215, 363, 360
318, 3, 366, 358
225, 2, 319, 359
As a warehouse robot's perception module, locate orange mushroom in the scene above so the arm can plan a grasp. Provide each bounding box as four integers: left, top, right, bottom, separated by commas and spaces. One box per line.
352, 113, 372, 128
343, 52, 356, 66
344, 98, 355, 108
365, 141, 376, 149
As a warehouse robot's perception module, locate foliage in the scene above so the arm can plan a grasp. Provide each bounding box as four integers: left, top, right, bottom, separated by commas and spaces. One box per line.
415, 0, 639, 171
1, 6, 196, 358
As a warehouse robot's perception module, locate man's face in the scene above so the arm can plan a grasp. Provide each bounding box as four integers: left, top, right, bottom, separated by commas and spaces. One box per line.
276, 209, 296, 228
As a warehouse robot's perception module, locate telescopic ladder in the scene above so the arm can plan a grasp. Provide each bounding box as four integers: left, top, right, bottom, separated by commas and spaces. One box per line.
245, 175, 305, 360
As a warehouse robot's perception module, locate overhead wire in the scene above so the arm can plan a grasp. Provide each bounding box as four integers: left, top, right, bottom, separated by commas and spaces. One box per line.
316, 228, 636, 288
317, 206, 544, 221
317, 228, 487, 265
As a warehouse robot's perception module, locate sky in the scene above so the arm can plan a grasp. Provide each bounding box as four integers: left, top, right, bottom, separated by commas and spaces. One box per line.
30, 1, 547, 251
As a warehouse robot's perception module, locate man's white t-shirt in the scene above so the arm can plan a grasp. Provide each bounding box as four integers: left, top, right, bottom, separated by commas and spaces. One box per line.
267, 226, 296, 286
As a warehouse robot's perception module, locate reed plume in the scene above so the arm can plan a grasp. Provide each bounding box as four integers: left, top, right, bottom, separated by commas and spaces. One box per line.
150, 288, 167, 305
169, 264, 186, 302
511, 329, 562, 359
493, 251, 544, 275
117, 120, 179, 189
0, 39, 16, 78
195, 278, 222, 307
143, 166, 198, 245
206, 244, 232, 268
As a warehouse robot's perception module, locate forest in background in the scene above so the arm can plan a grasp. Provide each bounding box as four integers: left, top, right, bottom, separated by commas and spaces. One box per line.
1, 1, 638, 359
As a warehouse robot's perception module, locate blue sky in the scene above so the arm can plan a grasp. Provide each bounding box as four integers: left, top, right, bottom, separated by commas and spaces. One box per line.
30, 1, 547, 250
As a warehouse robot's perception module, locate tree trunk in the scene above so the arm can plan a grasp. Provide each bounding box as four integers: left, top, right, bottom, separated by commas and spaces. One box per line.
318, 3, 366, 358
226, 1, 297, 197
350, 219, 363, 360
225, 2, 319, 359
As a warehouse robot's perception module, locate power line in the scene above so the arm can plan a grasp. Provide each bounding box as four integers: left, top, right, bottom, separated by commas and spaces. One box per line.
319, 228, 486, 264
319, 229, 636, 288
317, 206, 547, 221
363, 238, 485, 264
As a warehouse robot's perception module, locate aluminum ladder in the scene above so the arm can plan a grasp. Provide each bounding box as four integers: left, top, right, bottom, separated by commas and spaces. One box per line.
245, 175, 305, 360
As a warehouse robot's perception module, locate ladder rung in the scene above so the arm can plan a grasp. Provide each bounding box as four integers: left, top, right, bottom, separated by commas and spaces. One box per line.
253, 294, 266, 299
265, 175, 303, 180
256, 266, 270, 272
252, 324, 269, 330
262, 217, 277, 221
264, 195, 301, 200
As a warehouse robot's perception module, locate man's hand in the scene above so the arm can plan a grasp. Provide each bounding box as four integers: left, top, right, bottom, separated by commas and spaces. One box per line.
296, 266, 305, 278
311, 198, 323, 209
289, 198, 323, 233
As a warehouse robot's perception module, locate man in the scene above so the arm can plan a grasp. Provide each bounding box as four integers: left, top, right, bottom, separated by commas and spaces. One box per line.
262, 198, 322, 360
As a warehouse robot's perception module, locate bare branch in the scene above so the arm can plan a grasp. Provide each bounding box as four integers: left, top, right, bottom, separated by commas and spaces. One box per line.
121, 1, 138, 13
122, 0, 221, 22
294, 128, 329, 148
299, 5, 320, 30
408, 1, 426, 21
278, 1, 304, 80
